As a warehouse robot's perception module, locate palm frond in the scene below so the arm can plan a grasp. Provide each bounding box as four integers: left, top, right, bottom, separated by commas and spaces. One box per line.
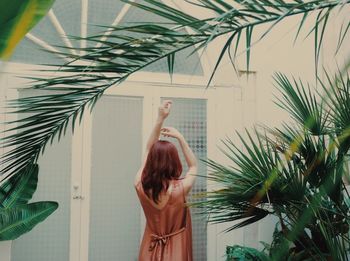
123, 0, 350, 75
335, 13, 350, 55
1, 85, 107, 179
267, 122, 338, 191
273, 72, 328, 135
320, 71, 350, 152
0, 163, 38, 208
195, 129, 309, 229
2, 0, 349, 181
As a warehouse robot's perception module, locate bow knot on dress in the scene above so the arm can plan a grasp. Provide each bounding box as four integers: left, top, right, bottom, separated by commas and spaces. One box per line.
149, 227, 186, 251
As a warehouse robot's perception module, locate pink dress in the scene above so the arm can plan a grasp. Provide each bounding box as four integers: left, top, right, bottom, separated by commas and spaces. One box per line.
135, 179, 193, 261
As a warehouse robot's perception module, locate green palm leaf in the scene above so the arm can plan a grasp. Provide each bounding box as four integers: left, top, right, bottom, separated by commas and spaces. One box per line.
0, 201, 58, 241
273, 73, 328, 135
320, 72, 350, 144
1, 85, 108, 179
2, 0, 350, 182
195, 130, 307, 231
0, 163, 38, 209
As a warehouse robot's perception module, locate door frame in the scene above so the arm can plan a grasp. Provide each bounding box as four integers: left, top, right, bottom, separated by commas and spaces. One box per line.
2, 63, 236, 261
72, 81, 218, 261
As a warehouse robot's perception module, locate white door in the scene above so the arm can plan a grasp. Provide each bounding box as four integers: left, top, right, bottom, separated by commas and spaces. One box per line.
82, 92, 209, 261
9, 88, 209, 261
10, 89, 74, 261
86, 95, 143, 261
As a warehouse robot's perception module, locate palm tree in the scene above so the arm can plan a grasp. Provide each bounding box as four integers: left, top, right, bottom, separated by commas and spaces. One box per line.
200, 71, 350, 259
1, 0, 350, 258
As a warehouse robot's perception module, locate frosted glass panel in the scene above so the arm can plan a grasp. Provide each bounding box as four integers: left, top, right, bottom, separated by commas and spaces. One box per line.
11, 90, 71, 261
88, 96, 143, 261
161, 97, 207, 261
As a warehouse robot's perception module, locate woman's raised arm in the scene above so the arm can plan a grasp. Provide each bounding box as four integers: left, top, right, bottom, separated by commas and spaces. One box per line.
134, 100, 172, 186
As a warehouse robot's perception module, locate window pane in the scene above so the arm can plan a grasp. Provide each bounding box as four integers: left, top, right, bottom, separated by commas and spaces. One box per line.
11, 90, 72, 261
161, 97, 207, 261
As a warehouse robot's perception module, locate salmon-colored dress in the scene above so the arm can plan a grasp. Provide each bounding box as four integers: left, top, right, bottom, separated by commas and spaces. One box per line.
135, 179, 193, 261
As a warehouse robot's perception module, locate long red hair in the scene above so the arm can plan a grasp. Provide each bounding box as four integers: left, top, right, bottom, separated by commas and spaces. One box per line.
141, 140, 182, 203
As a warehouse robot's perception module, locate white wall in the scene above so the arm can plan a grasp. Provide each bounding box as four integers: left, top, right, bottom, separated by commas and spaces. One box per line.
206, 5, 350, 259
0, 68, 10, 261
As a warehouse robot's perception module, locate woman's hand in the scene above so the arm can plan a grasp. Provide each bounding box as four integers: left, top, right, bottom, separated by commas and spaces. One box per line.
161, 127, 183, 140
158, 100, 172, 120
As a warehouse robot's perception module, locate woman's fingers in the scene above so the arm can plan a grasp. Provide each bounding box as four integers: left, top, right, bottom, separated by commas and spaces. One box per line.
161, 128, 174, 138
158, 101, 172, 119
160, 132, 170, 138
162, 100, 172, 108
163, 100, 172, 110
163, 99, 172, 105
161, 129, 170, 134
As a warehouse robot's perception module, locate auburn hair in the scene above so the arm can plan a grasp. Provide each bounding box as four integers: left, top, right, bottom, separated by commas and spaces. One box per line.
141, 140, 182, 203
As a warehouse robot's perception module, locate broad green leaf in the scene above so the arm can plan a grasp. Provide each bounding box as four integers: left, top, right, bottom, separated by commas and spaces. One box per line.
0, 201, 58, 241
0, 163, 38, 209
226, 245, 269, 261
0, 0, 55, 59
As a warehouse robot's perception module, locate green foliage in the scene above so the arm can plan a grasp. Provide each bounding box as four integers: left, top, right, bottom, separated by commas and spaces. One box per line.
0, 0, 55, 59
0, 202, 58, 241
273, 73, 328, 135
0, 163, 58, 241
0, 163, 38, 208
2, 0, 350, 182
0, 0, 60, 243
226, 245, 269, 261
198, 71, 350, 260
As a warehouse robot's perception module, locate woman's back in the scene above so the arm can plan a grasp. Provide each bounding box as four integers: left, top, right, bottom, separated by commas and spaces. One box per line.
134, 100, 197, 260
135, 179, 193, 261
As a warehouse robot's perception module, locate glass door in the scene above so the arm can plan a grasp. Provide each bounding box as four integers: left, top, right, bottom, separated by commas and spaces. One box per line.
87, 95, 143, 261
9, 91, 208, 261
11, 89, 73, 261
85, 94, 208, 261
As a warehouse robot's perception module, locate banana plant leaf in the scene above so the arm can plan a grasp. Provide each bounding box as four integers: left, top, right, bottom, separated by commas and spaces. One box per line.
0, 0, 55, 59
0, 201, 58, 241
0, 163, 38, 209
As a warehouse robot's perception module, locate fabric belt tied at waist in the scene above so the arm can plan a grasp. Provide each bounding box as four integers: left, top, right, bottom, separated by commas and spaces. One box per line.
149, 227, 185, 252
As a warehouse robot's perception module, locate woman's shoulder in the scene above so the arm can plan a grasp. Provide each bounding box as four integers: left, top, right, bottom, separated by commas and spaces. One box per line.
172, 178, 184, 188
134, 180, 143, 194
170, 179, 185, 200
